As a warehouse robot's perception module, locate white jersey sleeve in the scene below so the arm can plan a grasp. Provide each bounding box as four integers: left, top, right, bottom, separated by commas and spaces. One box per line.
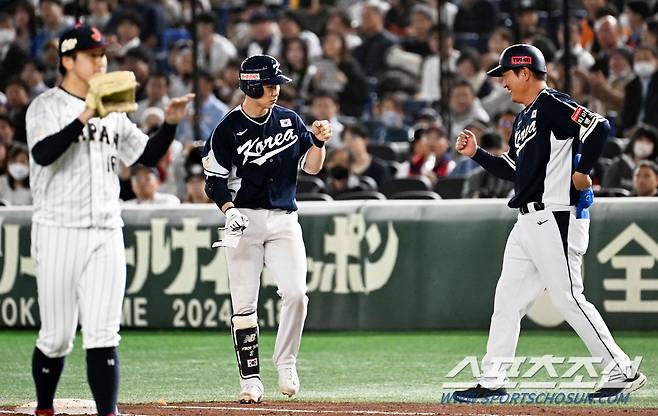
26, 94, 73, 148
117, 113, 149, 166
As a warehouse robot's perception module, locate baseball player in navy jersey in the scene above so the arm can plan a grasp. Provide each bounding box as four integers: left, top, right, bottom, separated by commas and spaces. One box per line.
25, 25, 193, 416
453, 44, 647, 402
203, 54, 331, 404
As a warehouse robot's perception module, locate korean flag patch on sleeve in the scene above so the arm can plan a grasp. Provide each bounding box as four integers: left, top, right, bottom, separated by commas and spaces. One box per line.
570, 106, 595, 128
280, 118, 292, 127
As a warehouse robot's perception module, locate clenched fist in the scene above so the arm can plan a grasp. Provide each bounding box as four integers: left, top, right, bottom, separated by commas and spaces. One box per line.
456, 129, 478, 158
311, 120, 332, 142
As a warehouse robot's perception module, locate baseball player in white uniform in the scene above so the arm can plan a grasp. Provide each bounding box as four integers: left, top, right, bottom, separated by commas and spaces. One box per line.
26, 25, 192, 416
453, 44, 646, 402
203, 55, 331, 403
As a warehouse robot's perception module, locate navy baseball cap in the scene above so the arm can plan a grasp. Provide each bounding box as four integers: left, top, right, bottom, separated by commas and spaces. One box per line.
59, 24, 107, 57
487, 44, 547, 77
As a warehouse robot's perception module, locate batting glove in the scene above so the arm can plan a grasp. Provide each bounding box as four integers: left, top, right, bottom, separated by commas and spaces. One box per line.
224, 207, 249, 233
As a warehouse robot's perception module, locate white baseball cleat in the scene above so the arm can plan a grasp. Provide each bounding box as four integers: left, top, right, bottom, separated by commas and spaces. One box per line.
278, 367, 300, 397
238, 379, 264, 404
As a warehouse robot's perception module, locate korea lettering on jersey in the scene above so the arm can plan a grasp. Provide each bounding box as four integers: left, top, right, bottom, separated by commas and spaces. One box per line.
502, 88, 607, 208
26, 87, 148, 228
203, 105, 314, 211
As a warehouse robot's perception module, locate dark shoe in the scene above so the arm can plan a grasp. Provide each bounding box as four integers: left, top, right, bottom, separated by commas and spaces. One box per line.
453, 384, 508, 403
589, 372, 647, 398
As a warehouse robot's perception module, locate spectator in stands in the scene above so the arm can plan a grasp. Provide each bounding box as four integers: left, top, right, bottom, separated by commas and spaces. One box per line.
169, 45, 193, 98
453, 0, 497, 35
216, 59, 242, 105
183, 163, 211, 203
376, 94, 409, 131
324, 147, 364, 197
0, 144, 31, 205
139, 107, 165, 134
584, 46, 634, 121
592, 15, 623, 76
20, 59, 49, 99
401, 4, 435, 58
120, 47, 152, 101
624, 1, 651, 48
621, 45, 658, 133
0, 140, 6, 176
296, 0, 332, 36
176, 70, 228, 143
462, 132, 514, 198
353, 1, 398, 77
106, 0, 165, 49
31, 0, 73, 58
456, 48, 493, 99
133, 71, 170, 125
0, 13, 28, 90
644, 18, 658, 50
325, 9, 361, 50
243, 10, 282, 59
196, 12, 238, 78
86, 0, 113, 32
556, 20, 596, 70
494, 110, 516, 151
447, 79, 490, 139
11, 1, 37, 54
343, 124, 390, 187
125, 164, 181, 205
513, 1, 544, 42
113, 11, 142, 62
279, 10, 322, 59
0, 114, 15, 146
631, 160, 658, 197
603, 124, 658, 191
40, 40, 60, 87
396, 124, 433, 179
426, 124, 455, 182
309, 91, 344, 146
280, 37, 316, 101
483, 27, 514, 70
3, 78, 29, 144
580, 0, 615, 52
313, 32, 368, 117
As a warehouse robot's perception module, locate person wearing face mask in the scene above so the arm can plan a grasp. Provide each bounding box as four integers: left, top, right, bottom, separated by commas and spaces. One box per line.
603, 124, 658, 192
621, 45, 658, 134
0, 13, 28, 89
0, 143, 32, 205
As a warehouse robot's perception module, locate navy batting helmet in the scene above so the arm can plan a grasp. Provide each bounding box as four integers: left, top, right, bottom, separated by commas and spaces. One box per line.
487, 44, 547, 77
239, 55, 291, 98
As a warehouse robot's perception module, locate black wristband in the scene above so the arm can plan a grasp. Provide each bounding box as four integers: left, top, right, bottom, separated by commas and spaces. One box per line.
312, 137, 325, 148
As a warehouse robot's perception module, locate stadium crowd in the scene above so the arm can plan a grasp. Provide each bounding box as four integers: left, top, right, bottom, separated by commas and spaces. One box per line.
0, 0, 657, 205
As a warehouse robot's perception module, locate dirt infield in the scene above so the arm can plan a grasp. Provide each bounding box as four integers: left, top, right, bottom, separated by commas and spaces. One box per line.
4, 401, 657, 416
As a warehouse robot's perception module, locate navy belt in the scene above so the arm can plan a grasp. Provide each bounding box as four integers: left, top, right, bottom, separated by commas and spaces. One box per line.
520, 202, 545, 215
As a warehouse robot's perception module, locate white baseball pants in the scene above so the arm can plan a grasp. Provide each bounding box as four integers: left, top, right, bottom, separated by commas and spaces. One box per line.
479, 206, 635, 388
225, 209, 308, 370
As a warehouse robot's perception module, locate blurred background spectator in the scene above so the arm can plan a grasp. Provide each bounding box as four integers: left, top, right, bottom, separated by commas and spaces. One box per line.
3, 0, 658, 205
0, 143, 31, 205
124, 164, 181, 205
632, 160, 658, 196
461, 132, 514, 198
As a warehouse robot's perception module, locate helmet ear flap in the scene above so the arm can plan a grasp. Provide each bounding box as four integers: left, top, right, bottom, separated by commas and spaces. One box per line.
239, 80, 264, 98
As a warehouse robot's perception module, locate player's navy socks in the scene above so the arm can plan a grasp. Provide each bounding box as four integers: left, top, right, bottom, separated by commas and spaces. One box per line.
31, 347, 65, 411
86, 347, 119, 416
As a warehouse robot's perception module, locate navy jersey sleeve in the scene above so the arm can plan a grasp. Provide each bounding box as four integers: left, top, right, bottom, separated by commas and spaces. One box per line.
471, 119, 517, 181
295, 113, 315, 170
542, 93, 610, 174
203, 122, 235, 208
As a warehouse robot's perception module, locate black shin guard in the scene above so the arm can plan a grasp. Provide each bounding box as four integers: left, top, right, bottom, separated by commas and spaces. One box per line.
86, 347, 119, 416
231, 312, 260, 379
32, 347, 65, 411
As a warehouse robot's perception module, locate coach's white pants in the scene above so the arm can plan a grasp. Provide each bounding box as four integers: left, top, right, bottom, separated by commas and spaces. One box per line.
32, 224, 126, 358
479, 207, 635, 388
225, 209, 308, 370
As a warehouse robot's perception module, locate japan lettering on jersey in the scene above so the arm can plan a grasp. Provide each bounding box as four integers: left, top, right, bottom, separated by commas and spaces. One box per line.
26, 87, 148, 228
203, 105, 314, 211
